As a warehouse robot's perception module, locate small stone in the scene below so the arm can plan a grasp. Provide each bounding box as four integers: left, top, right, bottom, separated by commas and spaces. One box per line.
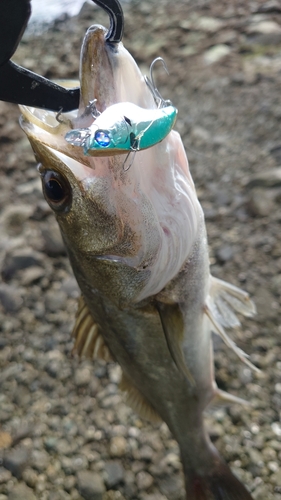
136, 471, 154, 490
247, 189, 274, 217
21, 266, 45, 285
103, 491, 126, 500
31, 449, 50, 472
0, 205, 33, 235
272, 422, 281, 437
22, 468, 38, 488
61, 277, 80, 298
195, 17, 225, 33
104, 461, 125, 488
8, 483, 36, 500
216, 245, 234, 263
74, 366, 92, 387
77, 470, 105, 500
45, 290, 67, 312
2, 249, 43, 280
0, 432, 12, 449
247, 20, 281, 35
3, 446, 31, 478
41, 225, 66, 256
0, 284, 23, 313
246, 167, 281, 188
204, 44, 231, 64
109, 436, 127, 457
0, 467, 12, 483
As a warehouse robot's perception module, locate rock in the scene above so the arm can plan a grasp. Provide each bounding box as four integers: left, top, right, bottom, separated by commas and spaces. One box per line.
0, 467, 12, 484
3, 446, 31, 479
103, 491, 126, 500
0, 284, 23, 313
204, 44, 231, 64
109, 436, 127, 458
31, 449, 50, 472
7, 483, 36, 500
195, 17, 225, 33
20, 266, 45, 285
48, 492, 72, 500
136, 471, 154, 490
0, 205, 33, 235
246, 167, 281, 188
2, 249, 43, 280
41, 225, 66, 256
74, 366, 92, 387
216, 245, 234, 263
247, 20, 281, 35
247, 189, 275, 217
61, 277, 80, 298
76, 471, 105, 500
0, 432, 12, 450
45, 290, 67, 313
104, 461, 125, 488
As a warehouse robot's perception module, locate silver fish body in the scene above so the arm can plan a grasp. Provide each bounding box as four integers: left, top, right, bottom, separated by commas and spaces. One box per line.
20, 24, 256, 500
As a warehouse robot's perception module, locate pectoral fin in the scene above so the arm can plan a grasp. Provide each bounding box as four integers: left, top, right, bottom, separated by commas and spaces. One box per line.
72, 295, 112, 362
156, 302, 195, 387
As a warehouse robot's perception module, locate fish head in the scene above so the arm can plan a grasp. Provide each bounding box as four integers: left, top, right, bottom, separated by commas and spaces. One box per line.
20, 24, 202, 307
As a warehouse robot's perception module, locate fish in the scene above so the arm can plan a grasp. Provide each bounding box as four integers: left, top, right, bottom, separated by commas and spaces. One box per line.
64, 101, 178, 156
19, 22, 257, 500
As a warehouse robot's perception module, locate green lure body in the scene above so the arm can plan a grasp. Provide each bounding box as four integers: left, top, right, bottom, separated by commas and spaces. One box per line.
65, 102, 177, 155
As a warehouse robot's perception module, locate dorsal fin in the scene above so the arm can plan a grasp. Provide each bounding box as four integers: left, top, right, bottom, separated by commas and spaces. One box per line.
72, 295, 112, 362
119, 373, 161, 423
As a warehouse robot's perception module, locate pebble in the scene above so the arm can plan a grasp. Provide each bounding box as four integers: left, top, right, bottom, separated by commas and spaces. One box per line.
246, 167, 281, 188
74, 367, 92, 387
3, 447, 31, 479
216, 245, 234, 263
247, 188, 275, 217
2, 249, 43, 280
104, 461, 125, 488
41, 225, 66, 257
109, 436, 127, 458
0, 284, 23, 313
204, 44, 231, 64
0, 205, 33, 235
7, 483, 36, 500
76, 471, 105, 500
136, 471, 154, 490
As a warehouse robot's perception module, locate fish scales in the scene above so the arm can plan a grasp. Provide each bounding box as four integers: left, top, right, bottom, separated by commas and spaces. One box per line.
19, 20, 256, 500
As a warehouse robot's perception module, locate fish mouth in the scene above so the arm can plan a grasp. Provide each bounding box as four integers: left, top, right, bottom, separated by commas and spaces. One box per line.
94, 254, 144, 269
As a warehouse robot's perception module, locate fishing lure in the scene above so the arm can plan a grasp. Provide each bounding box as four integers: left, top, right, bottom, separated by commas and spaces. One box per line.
65, 101, 177, 156
64, 57, 178, 157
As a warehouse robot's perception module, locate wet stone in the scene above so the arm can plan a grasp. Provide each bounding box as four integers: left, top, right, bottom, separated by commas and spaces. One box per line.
76, 470, 105, 500
0, 467, 12, 484
104, 461, 125, 488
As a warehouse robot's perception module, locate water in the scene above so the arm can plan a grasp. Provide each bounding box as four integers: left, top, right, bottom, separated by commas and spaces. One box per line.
29, 0, 88, 25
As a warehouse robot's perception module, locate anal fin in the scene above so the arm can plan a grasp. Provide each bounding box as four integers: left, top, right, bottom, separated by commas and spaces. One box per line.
119, 372, 161, 423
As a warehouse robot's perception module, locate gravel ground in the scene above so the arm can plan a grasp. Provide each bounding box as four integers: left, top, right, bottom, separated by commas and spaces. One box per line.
0, 1, 281, 499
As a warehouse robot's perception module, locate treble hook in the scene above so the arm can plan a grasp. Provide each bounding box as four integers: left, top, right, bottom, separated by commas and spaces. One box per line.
145, 57, 171, 109
0, 0, 124, 111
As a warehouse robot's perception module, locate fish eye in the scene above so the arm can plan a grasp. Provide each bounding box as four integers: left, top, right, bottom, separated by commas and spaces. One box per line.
94, 129, 111, 147
40, 170, 72, 213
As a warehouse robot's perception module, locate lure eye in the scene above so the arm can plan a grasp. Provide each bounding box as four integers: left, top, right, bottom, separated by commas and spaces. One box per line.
94, 130, 111, 147
41, 170, 72, 213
